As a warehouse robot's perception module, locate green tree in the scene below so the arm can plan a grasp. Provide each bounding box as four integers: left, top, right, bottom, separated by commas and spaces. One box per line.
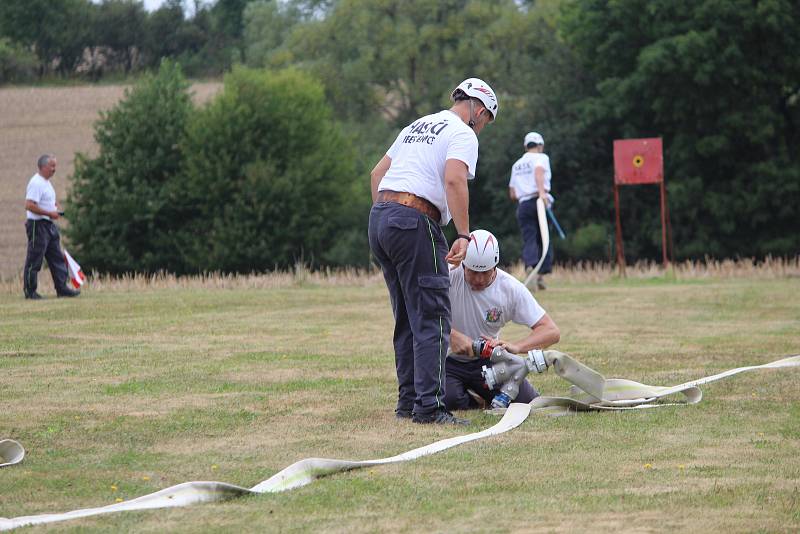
170, 67, 359, 272
242, 0, 305, 68
141, 0, 186, 67
65, 61, 193, 273
559, 0, 800, 259
93, 0, 148, 72
0, 0, 94, 75
0, 37, 38, 84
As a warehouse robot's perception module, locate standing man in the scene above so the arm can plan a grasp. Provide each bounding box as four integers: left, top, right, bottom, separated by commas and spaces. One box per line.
368, 78, 499, 425
23, 154, 80, 299
445, 230, 560, 411
509, 131, 553, 290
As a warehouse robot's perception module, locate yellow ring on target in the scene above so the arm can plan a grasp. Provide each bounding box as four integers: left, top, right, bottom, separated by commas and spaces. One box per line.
633, 155, 644, 168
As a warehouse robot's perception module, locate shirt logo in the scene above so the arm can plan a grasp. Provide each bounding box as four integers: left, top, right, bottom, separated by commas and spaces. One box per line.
485, 307, 502, 323
401, 119, 449, 145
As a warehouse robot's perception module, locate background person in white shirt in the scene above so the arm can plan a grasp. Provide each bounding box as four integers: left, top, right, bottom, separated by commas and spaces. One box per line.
509, 131, 553, 290
23, 154, 79, 299
369, 78, 498, 425
444, 230, 560, 410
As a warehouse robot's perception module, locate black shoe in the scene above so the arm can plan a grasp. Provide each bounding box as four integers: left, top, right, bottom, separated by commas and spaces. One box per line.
25, 292, 43, 300
412, 409, 470, 425
57, 288, 80, 298
395, 409, 413, 419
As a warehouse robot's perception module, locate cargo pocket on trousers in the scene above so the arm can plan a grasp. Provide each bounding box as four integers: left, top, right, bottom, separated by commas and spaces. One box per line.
418, 274, 450, 318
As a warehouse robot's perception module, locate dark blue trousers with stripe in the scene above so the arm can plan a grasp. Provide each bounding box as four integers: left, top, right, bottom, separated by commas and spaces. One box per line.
368, 202, 450, 417
23, 219, 69, 297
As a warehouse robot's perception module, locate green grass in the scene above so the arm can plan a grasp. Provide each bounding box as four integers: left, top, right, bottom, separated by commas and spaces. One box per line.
1, 277, 799, 532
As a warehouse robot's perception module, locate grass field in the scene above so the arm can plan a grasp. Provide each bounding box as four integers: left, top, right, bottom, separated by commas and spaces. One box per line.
2, 267, 799, 532
0, 83, 221, 280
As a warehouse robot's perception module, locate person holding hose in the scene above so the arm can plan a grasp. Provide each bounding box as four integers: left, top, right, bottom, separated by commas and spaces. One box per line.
509, 132, 554, 290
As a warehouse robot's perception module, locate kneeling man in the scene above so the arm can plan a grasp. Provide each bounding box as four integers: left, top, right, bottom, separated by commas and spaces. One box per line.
445, 229, 560, 410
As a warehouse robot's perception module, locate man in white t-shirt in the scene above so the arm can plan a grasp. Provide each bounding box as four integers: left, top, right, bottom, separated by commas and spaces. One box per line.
444, 230, 560, 411
368, 78, 499, 425
23, 154, 79, 300
509, 131, 553, 290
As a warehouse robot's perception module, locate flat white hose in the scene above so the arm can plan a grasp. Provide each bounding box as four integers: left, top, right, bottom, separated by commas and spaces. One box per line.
2, 353, 798, 531
0, 405, 532, 531
523, 197, 550, 287
0, 440, 24, 468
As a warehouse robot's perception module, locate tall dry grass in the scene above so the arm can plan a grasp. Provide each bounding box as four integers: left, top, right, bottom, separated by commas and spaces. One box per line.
3, 256, 798, 295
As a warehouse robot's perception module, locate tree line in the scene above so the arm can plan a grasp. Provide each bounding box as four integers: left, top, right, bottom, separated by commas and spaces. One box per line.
0, 0, 251, 80
8, 0, 796, 273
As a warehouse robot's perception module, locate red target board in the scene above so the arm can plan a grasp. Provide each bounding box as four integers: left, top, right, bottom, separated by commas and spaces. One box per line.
613, 138, 663, 185
612, 137, 672, 273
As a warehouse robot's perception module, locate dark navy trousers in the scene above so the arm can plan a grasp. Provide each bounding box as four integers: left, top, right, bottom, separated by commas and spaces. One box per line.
444, 358, 539, 410
368, 202, 450, 417
23, 219, 69, 296
517, 198, 553, 273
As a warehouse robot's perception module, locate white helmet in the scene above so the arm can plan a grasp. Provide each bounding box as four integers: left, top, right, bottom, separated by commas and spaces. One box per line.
451, 78, 499, 120
463, 230, 500, 272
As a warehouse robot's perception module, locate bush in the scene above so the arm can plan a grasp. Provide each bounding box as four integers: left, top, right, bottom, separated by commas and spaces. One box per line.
0, 38, 38, 84
65, 60, 192, 273
170, 67, 358, 272
557, 222, 610, 263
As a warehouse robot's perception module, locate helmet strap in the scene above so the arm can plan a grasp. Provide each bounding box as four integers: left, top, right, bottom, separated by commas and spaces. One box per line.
468, 99, 476, 130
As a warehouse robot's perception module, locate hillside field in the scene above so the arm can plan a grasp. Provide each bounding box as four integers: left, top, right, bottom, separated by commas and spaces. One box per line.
1, 271, 799, 532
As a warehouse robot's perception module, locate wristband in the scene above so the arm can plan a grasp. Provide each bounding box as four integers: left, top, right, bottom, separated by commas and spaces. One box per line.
456, 234, 470, 242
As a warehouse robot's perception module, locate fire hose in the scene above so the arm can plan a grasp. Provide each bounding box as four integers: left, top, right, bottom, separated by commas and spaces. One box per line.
2, 352, 798, 531
523, 197, 550, 287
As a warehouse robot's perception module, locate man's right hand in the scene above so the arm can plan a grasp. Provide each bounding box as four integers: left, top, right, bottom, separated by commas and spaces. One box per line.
49, 211, 61, 220
538, 194, 550, 209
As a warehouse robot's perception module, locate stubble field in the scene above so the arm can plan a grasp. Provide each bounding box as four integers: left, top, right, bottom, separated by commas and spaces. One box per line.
0, 82, 221, 282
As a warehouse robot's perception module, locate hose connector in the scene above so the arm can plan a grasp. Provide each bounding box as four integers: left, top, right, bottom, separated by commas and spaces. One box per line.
525, 349, 548, 374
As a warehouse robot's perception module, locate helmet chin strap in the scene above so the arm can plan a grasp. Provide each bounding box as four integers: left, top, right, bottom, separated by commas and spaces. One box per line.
467, 99, 477, 130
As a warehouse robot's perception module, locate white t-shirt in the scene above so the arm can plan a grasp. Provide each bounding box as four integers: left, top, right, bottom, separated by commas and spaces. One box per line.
379, 110, 479, 225
25, 173, 57, 220
509, 152, 552, 203
448, 266, 546, 361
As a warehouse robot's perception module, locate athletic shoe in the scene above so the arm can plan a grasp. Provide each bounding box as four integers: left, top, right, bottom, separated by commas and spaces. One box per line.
395, 409, 412, 419
412, 409, 470, 425
24, 292, 43, 300
57, 288, 80, 298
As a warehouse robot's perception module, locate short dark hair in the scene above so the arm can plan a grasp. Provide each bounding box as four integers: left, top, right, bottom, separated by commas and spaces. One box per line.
451, 88, 470, 102
526, 142, 542, 149
452, 89, 487, 112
